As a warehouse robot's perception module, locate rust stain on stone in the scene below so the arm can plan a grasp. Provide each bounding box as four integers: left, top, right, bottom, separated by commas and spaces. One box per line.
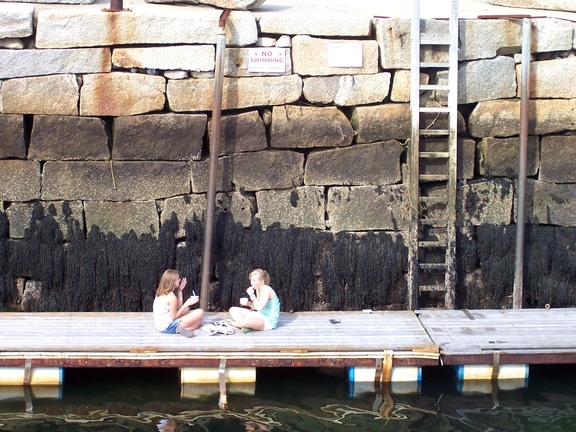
101, 10, 123, 47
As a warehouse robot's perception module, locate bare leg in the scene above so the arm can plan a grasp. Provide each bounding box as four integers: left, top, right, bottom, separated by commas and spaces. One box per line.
228, 306, 248, 325
228, 307, 265, 331
179, 309, 204, 331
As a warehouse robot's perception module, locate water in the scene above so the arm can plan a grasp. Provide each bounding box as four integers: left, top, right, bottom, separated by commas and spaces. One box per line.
0, 365, 575, 431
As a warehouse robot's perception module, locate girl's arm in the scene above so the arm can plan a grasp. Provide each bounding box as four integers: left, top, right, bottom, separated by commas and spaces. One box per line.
167, 292, 179, 319
250, 286, 271, 312
168, 292, 193, 319
176, 287, 184, 309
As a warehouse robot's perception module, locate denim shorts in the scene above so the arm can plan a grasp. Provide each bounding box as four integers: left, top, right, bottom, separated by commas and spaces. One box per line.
162, 319, 181, 334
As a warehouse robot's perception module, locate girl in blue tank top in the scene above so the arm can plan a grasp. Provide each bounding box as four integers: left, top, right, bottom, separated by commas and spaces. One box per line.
228, 268, 280, 331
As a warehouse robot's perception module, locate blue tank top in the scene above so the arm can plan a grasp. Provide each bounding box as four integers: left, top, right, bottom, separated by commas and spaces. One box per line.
261, 291, 280, 329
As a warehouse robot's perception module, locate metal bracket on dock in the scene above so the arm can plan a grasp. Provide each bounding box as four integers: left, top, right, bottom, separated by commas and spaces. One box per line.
218, 359, 228, 410
375, 358, 382, 383
375, 350, 394, 383
491, 351, 501, 409
23, 359, 33, 413
373, 351, 396, 419
23, 358, 32, 386
491, 350, 501, 382
383, 350, 394, 382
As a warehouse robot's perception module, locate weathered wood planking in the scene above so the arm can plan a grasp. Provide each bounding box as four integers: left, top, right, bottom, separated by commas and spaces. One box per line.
3, 309, 575, 369
0, 311, 439, 368
417, 308, 576, 364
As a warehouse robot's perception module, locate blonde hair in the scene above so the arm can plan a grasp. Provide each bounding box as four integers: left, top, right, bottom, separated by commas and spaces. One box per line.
156, 269, 180, 296
249, 268, 270, 285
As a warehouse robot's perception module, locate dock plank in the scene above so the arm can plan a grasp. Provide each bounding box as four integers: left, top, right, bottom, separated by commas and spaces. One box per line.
417, 308, 576, 364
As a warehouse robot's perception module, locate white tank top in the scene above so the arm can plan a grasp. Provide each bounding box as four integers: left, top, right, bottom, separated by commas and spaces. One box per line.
153, 296, 172, 331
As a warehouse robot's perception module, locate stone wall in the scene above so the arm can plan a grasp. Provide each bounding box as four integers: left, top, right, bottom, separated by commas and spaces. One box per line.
1, 3, 576, 312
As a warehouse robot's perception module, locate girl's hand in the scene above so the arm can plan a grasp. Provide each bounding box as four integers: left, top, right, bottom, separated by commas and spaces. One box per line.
246, 287, 255, 297
187, 295, 199, 306
179, 277, 187, 291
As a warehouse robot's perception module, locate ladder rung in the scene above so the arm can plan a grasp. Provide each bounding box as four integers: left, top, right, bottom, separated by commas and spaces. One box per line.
419, 241, 447, 248
419, 106, 450, 113
419, 174, 449, 181
420, 33, 451, 45
419, 218, 448, 226
420, 129, 450, 137
420, 62, 450, 68
419, 263, 447, 271
419, 285, 446, 293
420, 84, 450, 92
420, 196, 448, 204
420, 151, 449, 158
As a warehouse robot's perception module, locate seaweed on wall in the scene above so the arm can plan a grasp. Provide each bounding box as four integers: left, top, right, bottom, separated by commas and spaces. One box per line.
213, 213, 407, 312
3, 203, 183, 312
7, 203, 66, 311
469, 225, 576, 309
474, 224, 516, 307
212, 214, 321, 312
176, 213, 204, 298
525, 226, 576, 307
329, 231, 406, 310
0, 201, 500, 313
0, 211, 18, 311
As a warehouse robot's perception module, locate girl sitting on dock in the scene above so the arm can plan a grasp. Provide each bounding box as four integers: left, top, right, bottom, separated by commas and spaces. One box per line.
228, 268, 280, 332
153, 269, 204, 338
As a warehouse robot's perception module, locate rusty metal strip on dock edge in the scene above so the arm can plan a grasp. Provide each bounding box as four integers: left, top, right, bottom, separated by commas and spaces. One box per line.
0, 349, 440, 361
440, 352, 576, 365
0, 349, 440, 369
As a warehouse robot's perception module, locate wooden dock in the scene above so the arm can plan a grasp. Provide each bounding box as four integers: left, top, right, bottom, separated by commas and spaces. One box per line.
1, 308, 575, 380
0, 311, 439, 370
417, 308, 576, 365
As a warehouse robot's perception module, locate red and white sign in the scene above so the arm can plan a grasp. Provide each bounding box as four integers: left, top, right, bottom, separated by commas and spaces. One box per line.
248, 48, 286, 73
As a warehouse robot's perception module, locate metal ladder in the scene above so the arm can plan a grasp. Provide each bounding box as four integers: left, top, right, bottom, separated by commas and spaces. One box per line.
408, 0, 459, 310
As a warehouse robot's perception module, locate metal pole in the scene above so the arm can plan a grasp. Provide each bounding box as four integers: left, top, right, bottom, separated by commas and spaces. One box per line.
513, 18, 531, 309
407, 0, 421, 310
102, 0, 130, 12
109, 0, 124, 11
199, 10, 230, 311
444, 0, 459, 310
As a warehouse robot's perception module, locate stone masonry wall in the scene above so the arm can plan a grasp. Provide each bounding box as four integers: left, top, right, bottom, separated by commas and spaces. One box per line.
1, 3, 576, 312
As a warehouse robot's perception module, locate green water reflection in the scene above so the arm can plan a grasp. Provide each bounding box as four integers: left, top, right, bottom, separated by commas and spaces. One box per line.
0, 365, 575, 431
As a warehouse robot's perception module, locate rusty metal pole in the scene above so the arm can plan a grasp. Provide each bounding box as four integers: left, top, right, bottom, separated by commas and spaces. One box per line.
513, 18, 531, 309
407, 0, 421, 311
109, 0, 124, 11
102, 0, 129, 12
199, 10, 230, 311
